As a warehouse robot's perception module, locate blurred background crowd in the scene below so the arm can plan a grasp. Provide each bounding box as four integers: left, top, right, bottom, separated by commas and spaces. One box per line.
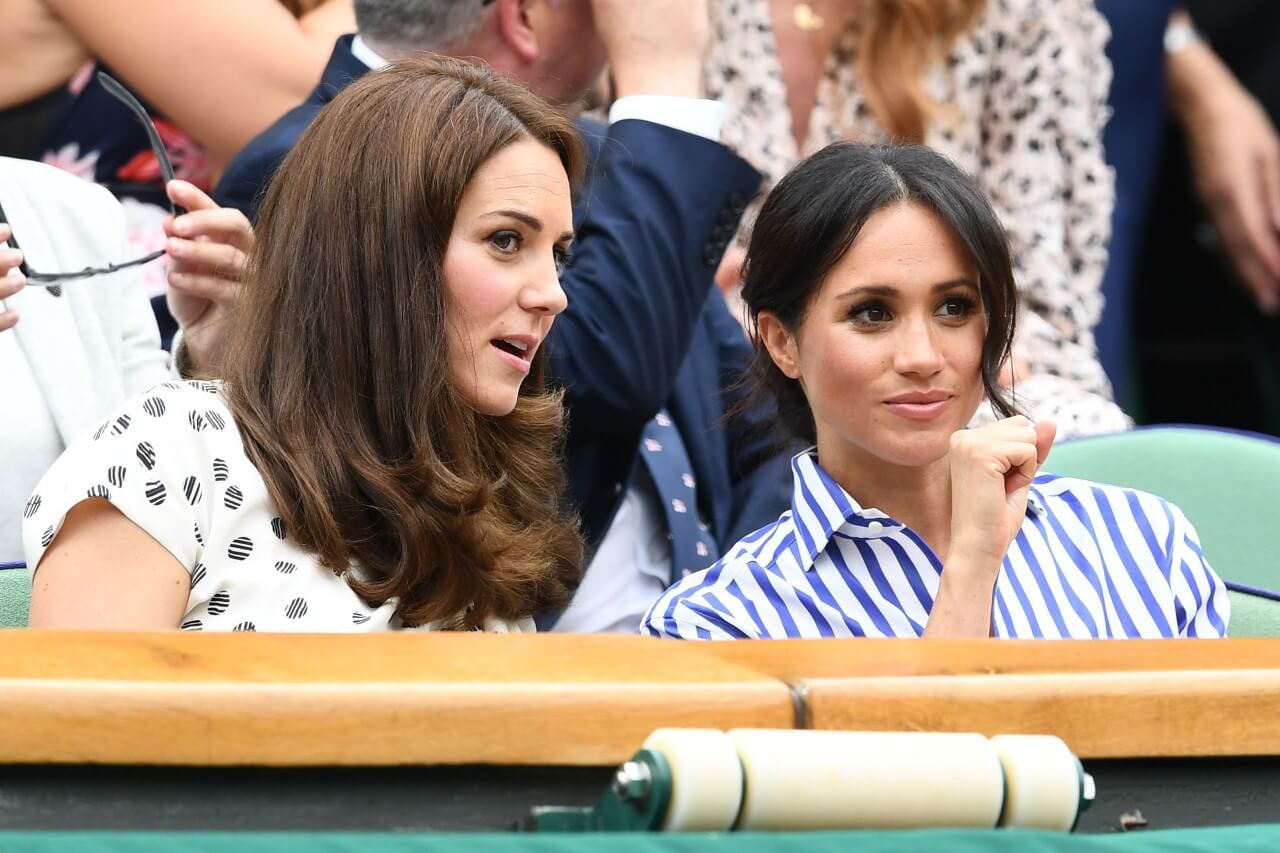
2, 0, 1275, 436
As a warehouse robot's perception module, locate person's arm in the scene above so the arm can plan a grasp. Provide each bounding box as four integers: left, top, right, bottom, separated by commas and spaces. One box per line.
976, 0, 1129, 436
21, 383, 216, 629
709, 298, 794, 546
0, 0, 88, 109
39, 0, 355, 166
925, 418, 1056, 638
27, 499, 189, 629
548, 0, 760, 434
1166, 9, 1280, 316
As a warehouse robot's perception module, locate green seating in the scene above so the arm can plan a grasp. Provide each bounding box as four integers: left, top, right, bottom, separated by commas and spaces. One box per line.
0, 565, 30, 629
1045, 426, 1280, 636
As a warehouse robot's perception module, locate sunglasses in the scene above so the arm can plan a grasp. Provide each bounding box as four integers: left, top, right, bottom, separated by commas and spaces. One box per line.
0, 71, 186, 288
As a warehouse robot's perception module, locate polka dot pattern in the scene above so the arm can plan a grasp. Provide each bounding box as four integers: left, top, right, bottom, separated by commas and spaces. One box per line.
20, 381, 534, 634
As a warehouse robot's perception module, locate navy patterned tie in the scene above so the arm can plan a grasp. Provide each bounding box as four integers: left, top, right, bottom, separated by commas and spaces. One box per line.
640, 410, 718, 583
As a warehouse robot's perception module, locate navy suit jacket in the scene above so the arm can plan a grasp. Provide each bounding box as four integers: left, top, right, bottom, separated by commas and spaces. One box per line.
215, 36, 793, 581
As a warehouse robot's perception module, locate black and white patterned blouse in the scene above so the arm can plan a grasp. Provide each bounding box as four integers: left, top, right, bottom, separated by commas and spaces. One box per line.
22, 381, 533, 633
708, 0, 1131, 437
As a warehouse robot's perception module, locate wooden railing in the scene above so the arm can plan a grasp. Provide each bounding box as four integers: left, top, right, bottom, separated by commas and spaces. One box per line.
1, 632, 1277, 765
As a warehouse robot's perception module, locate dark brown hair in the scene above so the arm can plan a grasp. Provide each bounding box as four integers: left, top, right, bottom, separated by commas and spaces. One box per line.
740, 142, 1019, 445
859, 0, 988, 143
224, 55, 586, 628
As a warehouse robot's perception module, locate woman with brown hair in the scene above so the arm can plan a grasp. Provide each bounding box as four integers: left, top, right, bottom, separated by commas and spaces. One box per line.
21, 55, 585, 632
710, 0, 1129, 438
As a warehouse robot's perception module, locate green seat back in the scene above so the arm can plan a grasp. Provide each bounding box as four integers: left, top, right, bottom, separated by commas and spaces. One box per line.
1045, 427, 1280, 636
0, 566, 31, 629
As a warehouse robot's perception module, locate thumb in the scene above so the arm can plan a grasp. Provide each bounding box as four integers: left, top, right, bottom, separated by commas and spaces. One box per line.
165, 179, 210, 214
1034, 419, 1057, 466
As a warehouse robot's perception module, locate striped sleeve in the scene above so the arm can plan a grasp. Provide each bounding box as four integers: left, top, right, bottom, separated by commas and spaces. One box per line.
1164, 502, 1230, 638
641, 563, 761, 640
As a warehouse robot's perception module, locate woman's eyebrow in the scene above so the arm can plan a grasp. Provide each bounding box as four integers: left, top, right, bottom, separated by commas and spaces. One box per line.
837, 279, 978, 300
484, 209, 543, 230
484, 209, 573, 242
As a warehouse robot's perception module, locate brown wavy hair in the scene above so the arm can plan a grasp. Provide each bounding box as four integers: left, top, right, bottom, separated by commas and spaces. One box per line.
223, 55, 586, 628
859, 0, 988, 143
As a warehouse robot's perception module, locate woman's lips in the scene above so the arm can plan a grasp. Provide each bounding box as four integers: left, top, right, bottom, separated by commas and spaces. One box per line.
883, 397, 953, 420
491, 341, 532, 374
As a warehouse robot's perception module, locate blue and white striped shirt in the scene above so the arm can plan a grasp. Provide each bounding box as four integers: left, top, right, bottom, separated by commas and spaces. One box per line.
642, 450, 1229, 640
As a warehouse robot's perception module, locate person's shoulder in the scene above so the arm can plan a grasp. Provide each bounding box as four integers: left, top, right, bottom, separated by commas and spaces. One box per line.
93, 379, 233, 438
1031, 473, 1185, 528
0, 156, 120, 223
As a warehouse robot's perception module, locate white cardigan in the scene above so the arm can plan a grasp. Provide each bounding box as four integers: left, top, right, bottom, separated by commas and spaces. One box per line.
0, 157, 169, 557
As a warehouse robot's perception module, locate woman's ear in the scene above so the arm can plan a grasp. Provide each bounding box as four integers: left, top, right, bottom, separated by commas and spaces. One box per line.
757, 311, 802, 380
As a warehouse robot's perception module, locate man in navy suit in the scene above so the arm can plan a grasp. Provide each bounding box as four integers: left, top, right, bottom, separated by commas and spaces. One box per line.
215, 0, 793, 633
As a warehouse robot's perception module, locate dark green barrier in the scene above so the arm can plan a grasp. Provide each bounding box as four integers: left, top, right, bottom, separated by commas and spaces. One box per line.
3, 827, 1280, 852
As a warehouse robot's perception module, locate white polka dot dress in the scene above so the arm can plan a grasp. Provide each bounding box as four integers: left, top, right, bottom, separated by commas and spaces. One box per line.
22, 381, 534, 633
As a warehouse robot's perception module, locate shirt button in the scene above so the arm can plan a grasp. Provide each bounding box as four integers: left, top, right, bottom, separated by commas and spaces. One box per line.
614, 482, 623, 495
868, 521, 884, 532
682, 569, 692, 578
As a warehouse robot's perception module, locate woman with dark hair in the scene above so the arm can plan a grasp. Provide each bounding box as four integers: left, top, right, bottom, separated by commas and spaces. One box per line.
644, 143, 1228, 640
23, 55, 585, 632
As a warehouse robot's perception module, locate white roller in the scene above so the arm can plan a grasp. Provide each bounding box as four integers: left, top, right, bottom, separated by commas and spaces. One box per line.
991, 734, 1086, 831
642, 728, 743, 832
727, 729, 1006, 831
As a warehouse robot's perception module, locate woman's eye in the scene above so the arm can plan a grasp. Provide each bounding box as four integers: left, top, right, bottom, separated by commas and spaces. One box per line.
937, 297, 974, 318
851, 305, 890, 324
553, 247, 572, 275
490, 231, 520, 254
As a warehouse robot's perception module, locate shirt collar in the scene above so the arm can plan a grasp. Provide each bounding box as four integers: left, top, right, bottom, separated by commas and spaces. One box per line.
786, 449, 1047, 572
351, 34, 390, 71
788, 450, 891, 570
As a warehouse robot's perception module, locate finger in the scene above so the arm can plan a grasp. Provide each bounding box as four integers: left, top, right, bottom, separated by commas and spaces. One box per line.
1222, 227, 1280, 314
1261, 141, 1280, 235
168, 271, 239, 304
166, 238, 248, 279
0, 308, 19, 332
169, 209, 254, 251
1033, 419, 1057, 466
166, 179, 219, 212
1, 246, 23, 273
1222, 174, 1280, 279
0, 224, 10, 243
975, 416, 1037, 445
0, 271, 25, 300
995, 440, 1040, 496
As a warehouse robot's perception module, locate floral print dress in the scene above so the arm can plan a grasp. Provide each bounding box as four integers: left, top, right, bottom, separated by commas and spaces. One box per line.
709, 0, 1131, 437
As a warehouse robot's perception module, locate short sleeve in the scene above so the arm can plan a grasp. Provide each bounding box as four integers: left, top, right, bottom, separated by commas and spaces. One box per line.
1164, 502, 1230, 638
22, 381, 228, 575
